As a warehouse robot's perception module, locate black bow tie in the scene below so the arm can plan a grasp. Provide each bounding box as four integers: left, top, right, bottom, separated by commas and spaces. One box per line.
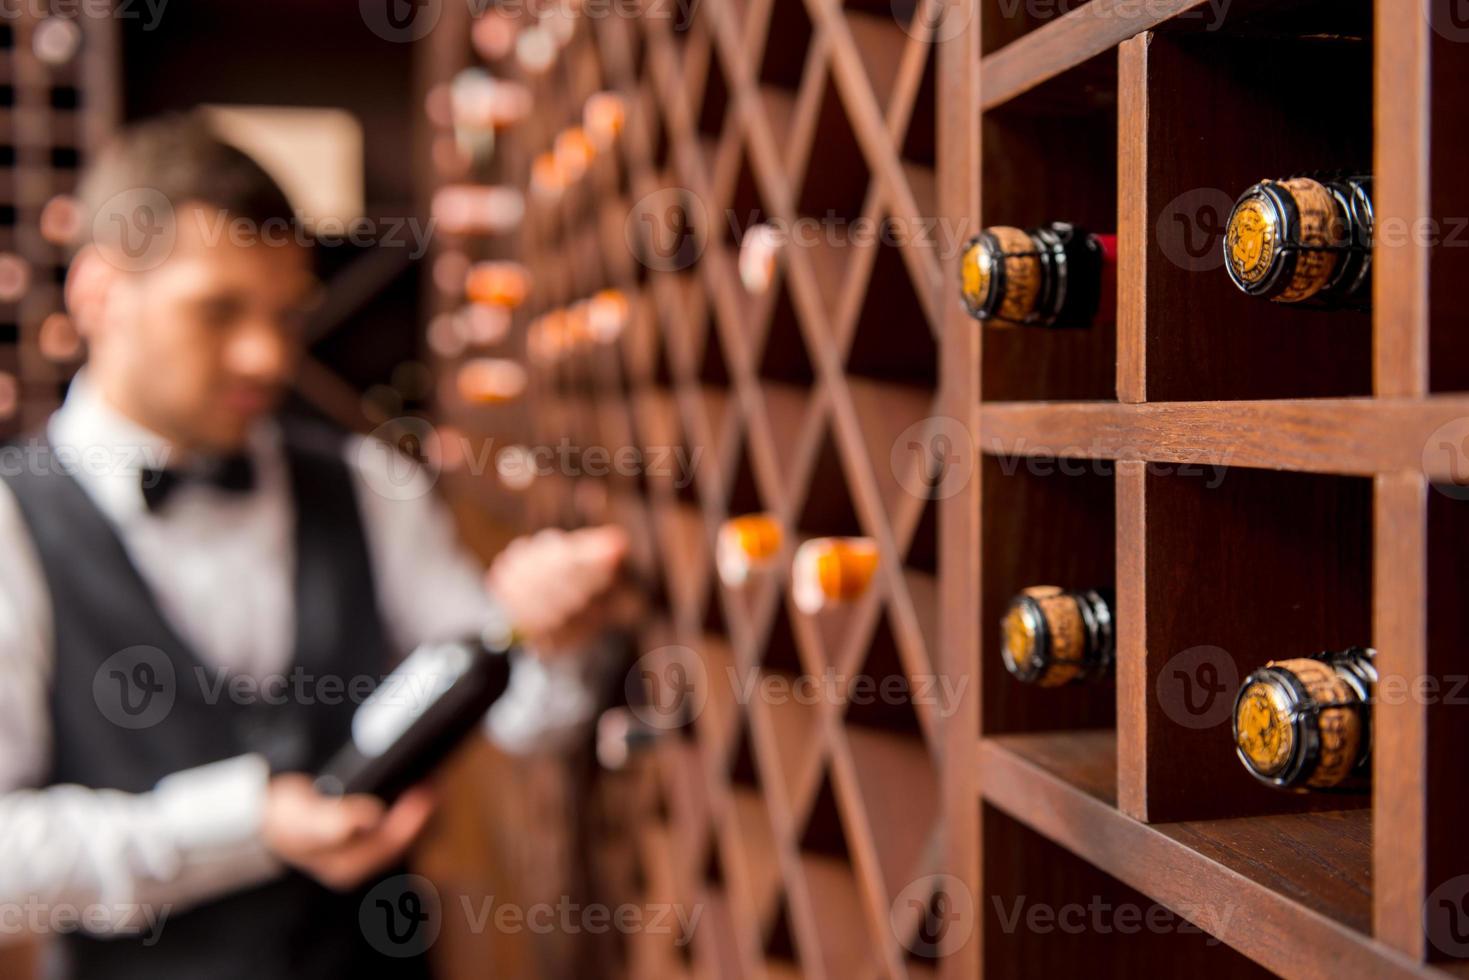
140, 454, 256, 512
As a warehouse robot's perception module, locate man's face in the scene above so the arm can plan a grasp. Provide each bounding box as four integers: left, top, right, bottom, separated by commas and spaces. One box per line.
85, 202, 319, 452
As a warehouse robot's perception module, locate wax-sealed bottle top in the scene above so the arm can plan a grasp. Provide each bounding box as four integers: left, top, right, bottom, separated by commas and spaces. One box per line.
1232, 646, 1375, 791
1000, 586, 1114, 686
960, 223, 1113, 328
1223, 174, 1373, 310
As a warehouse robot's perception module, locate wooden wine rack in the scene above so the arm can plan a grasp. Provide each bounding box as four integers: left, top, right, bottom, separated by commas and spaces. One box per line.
436, 0, 1469, 977
0, 13, 117, 440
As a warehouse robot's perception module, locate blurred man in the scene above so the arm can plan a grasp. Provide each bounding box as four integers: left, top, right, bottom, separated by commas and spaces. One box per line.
0, 114, 625, 978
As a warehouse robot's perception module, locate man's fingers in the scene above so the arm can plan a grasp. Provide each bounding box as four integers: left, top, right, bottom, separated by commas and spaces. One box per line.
311, 790, 436, 890
295, 794, 384, 852
380, 787, 436, 849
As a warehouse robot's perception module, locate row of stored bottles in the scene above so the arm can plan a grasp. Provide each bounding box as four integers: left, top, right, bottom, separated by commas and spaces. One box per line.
955, 172, 1373, 327
1001, 585, 1375, 794
716, 512, 1374, 797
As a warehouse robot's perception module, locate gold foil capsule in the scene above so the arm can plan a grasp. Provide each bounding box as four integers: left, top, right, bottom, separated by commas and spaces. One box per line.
464, 261, 532, 308
792, 537, 878, 614
716, 513, 783, 588
960, 225, 1040, 325
1223, 175, 1373, 309
1000, 586, 1114, 687
960, 223, 1114, 328
1232, 647, 1375, 791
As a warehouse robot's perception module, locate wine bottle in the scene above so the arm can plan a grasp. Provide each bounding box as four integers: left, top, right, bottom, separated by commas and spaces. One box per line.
792, 537, 878, 614
959, 222, 1116, 328
316, 630, 516, 802
716, 513, 782, 588
1000, 586, 1114, 686
1223, 174, 1372, 310
1232, 646, 1375, 791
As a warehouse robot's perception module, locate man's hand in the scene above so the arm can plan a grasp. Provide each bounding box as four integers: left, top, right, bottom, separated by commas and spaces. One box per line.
487, 525, 632, 651
261, 774, 435, 891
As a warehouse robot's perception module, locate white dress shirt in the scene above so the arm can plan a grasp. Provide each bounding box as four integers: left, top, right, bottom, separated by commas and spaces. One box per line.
0, 376, 593, 936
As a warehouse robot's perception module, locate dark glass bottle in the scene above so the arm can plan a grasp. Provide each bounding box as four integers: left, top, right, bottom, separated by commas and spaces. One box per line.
1000, 586, 1115, 686
1223, 174, 1373, 311
1232, 646, 1375, 791
316, 630, 516, 802
960, 223, 1116, 328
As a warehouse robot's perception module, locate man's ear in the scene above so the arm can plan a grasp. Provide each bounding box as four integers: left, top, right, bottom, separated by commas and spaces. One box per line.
64, 244, 120, 341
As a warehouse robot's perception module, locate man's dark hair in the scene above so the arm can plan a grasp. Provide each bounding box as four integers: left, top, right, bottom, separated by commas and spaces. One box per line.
77, 111, 299, 247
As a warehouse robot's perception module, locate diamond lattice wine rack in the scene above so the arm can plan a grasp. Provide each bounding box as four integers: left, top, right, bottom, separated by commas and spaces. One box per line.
426, 0, 1469, 977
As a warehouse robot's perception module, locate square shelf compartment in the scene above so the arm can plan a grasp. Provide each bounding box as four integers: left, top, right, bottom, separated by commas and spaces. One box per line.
1132, 465, 1372, 821
1124, 26, 1373, 400
980, 56, 1118, 402
979, 453, 1116, 736
982, 802, 1279, 978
